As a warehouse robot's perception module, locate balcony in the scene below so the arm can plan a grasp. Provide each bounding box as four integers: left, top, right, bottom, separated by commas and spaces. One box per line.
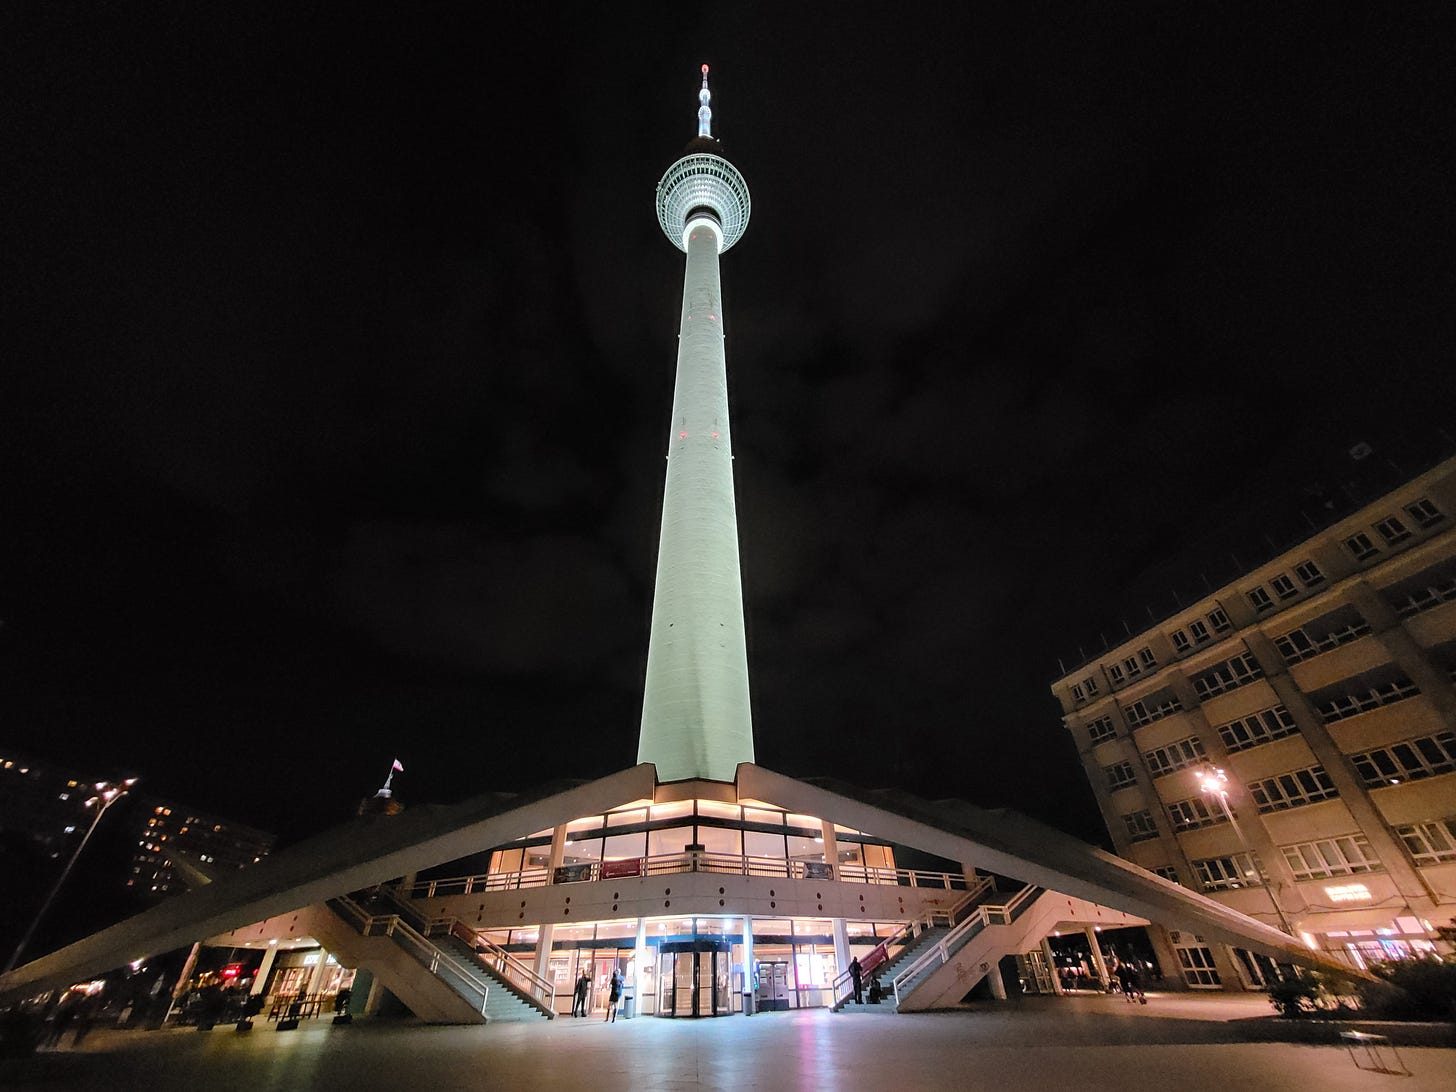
1288, 633, 1388, 694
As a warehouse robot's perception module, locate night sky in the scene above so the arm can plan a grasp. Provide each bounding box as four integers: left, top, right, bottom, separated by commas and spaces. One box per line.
5, 5, 1454, 851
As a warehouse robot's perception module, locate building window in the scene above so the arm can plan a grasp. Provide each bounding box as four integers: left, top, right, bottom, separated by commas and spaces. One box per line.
1171, 629, 1191, 654
1122, 810, 1159, 843
1349, 732, 1456, 787
1273, 606, 1370, 665
1192, 853, 1261, 892
1375, 515, 1412, 545
1175, 945, 1223, 988
1313, 671, 1420, 723
1108, 663, 1125, 685
1405, 497, 1444, 529
1144, 736, 1207, 778
1153, 864, 1180, 885
1188, 619, 1210, 644
1216, 706, 1299, 753
1393, 817, 1456, 866
1087, 715, 1117, 745
1279, 835, 1381, 881
1071, 683, 1085, 703
1191, 651, 1264, 700
1247, 587, 1274, 613
1270, 573, 1298, 600
1083, 676, 1100, 697
1344, 532, 1379, 561
1167, 796, 1225, 832
1125, 692, 1183, 728
1123, 655, 1142, 678
1294, 560, 1325, 587
1138, 646, 1157, 669
1383, 560, 1456, 618
1105, 761, 1138, 790
1249, 765, 1339, 812
1207, 607, 1231, 633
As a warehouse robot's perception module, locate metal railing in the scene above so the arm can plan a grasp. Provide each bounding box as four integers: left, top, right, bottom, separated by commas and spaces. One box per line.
890, 885, 1042, 1008
399, 855, 973, 898
330, 895, 490, 1016
431, 916, 556, 1012
831, 877, 993, 1004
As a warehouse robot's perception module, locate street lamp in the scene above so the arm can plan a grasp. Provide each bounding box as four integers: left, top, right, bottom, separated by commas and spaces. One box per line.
3, 777, 138, 975
1196, 764, 1294, 935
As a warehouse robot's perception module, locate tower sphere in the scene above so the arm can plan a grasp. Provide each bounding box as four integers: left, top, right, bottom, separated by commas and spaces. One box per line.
655, 67, 750, 253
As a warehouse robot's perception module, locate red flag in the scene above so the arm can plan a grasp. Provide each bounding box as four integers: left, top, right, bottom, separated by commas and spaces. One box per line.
392, 759, 404, 772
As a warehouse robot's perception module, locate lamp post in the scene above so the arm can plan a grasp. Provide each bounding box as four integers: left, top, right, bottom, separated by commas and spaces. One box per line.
1196, 765, 1294, 935
4, 778, 137, 975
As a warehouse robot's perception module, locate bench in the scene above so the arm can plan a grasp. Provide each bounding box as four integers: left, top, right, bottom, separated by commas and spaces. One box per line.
1339, 1030, 1409, 1076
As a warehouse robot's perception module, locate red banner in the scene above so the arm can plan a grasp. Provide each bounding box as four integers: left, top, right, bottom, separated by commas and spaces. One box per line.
601, 858, 644, 879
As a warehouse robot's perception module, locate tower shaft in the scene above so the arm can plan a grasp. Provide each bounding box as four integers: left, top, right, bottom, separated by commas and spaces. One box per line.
637, 223, 754, 780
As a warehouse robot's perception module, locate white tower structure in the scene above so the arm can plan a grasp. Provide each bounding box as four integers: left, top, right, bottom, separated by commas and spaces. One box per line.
638, 65, 755, 781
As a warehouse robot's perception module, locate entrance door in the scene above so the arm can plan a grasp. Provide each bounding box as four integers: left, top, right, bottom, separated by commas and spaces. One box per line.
656, 943, 731, 1016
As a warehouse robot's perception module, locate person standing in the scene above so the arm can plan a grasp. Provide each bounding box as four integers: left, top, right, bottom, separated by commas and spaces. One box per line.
572, 971, 590, 1017
605, 970, 621, 1023
849, 957, 863, 1004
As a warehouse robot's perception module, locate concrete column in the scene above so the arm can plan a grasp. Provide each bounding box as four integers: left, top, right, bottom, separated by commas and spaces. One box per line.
1145, 926, 1188, 992
547, 823, 569, 876
634, 918, 648, 1014
1039, 938, 1065, 995
306, 950, 331, 995
1347, 580, 1456, 721
984, 960, 1008, 1001
531, 924, 556, 985
818, 819, 839, 877
363, 976, 389, 1016
1084, 927, 1111, 987
741, 915, 755, 1012
831, 918, 851, 986
172, 941, 203, 1000
249, 943, 279, 996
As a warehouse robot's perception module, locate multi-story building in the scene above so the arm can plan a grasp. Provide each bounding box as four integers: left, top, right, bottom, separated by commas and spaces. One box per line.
1053, 455, 1456, 984
129, 799, 275, 897
0, 748, 273, 897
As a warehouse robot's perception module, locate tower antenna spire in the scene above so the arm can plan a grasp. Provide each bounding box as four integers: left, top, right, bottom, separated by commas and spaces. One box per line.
697, 63, 712, 139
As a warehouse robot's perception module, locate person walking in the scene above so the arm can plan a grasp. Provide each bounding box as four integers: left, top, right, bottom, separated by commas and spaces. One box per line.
572, 971, 590, 1017
849, 957, 863, 1005
605, 970, 621, 1023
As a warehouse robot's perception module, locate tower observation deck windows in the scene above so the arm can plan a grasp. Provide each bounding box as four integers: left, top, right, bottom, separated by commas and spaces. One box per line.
1349, 732, 1456, 787
1216, 706, 1299, 753
1191, 651, 1263, 700
1248, 765, 1339, 813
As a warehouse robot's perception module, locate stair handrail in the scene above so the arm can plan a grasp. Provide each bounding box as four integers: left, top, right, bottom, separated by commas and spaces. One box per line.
830, 875, 993, 1005
330, 895, 491, 1016
889, 884, 1042, 1007
446, 919, 557, 1012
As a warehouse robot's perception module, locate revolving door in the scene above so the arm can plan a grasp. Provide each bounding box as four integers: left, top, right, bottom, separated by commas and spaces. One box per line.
656, 939, 732, 1017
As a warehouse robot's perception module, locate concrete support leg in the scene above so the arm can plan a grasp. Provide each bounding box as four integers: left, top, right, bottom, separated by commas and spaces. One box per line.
634, 918, 648, 1015
832, 918, 851, 986
1040, 938, 1065, 996
1085, 927, 1111, 988
985, 960, 1008, 1001
307, 949, 331, 995
250, 943, 279, 997
165, 941, 204, 1023
532, 924, 556, 987
1146, 926, 1187, 991
742, 916, 755, 1014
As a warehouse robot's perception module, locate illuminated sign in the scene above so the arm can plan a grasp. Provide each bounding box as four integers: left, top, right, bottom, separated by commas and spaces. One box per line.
1324, 883, 1372, 903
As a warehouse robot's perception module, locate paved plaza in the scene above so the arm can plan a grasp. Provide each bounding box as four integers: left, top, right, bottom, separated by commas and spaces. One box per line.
4, 994, 1452, 1091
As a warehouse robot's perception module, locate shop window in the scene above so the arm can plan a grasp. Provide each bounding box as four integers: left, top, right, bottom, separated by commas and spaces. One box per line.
743, 829, 786, 860
647, 826, 696, 858
603, 832, 647, 861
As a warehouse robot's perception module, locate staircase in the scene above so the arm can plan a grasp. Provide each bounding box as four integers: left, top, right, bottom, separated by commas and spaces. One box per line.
831, 877, 999, 1013
377, 890, 555, 1022
891, 885, 1050, 1011
327, 894, 551, 1024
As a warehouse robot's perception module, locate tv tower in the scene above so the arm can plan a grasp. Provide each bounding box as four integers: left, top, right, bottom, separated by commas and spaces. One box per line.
637, 65, 755, 781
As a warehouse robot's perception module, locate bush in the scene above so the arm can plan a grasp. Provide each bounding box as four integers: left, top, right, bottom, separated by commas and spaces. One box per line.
1268, 976, 1321, 1018
1360, 958, 1456, 1021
